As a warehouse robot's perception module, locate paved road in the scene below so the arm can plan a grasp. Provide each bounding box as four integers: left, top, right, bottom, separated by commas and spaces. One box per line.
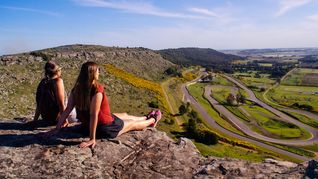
222, 74, 318, 146
181, 82, 310, 161
205, 86, 317, 145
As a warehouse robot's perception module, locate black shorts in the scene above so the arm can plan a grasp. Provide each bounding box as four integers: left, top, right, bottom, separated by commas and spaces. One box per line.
97, 114, 124, 139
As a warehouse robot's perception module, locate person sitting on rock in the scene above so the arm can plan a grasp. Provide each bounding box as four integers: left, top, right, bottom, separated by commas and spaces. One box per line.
31, 60, 70, 127
44, 61, 161, 148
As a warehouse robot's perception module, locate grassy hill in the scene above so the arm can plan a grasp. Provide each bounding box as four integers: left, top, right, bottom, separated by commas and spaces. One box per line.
0, 44, 175, 120
158, 47, 245, 67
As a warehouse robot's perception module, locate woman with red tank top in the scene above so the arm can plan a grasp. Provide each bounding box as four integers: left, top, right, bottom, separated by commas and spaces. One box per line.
45, 61, 161, 148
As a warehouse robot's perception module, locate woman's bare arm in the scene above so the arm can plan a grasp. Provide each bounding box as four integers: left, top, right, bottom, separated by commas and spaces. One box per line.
43, 93, 75, 137
55, 78, 66, 114
79, 92, 102, 148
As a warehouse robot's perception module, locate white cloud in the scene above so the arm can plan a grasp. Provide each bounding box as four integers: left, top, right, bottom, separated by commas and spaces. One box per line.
188, 7, 221, 18
73, 0, 207, 19
275, 0, 312, 17
307, 14, 318, 21
0, 6, 62, 17
99, 20, 318, 49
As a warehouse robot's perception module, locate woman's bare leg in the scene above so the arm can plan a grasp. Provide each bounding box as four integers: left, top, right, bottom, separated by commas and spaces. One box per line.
113, 113, 147, 121
117, 118, 155, 136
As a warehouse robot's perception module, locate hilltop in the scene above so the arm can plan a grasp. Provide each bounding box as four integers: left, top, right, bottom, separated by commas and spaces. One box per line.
158, 47, 245, 67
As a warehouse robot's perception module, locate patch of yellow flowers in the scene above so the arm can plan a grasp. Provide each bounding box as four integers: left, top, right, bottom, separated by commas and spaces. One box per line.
104, 64, 170, 113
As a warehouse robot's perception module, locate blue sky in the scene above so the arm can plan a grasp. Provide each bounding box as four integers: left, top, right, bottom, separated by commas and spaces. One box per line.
1, 0, 318, 55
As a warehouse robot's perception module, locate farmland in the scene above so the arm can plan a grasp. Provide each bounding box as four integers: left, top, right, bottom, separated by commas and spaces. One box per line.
281, 68, 318, 86
233, 72, 276, 91
266, 85, 318, 112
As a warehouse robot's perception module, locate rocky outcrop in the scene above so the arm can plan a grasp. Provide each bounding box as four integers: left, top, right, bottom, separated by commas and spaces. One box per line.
0, 120, 317, 178
0, 44, 175, 81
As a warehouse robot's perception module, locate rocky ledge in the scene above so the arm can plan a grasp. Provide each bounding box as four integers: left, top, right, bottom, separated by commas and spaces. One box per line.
0, 120, 317, 178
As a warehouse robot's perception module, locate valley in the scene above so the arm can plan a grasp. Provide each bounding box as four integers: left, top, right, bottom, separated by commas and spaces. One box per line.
1, 45, 318, 163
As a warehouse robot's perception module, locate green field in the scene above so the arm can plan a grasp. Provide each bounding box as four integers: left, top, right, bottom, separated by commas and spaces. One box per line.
233, 72, 275, 90
241, 105, 310, 139
258, 63, 273, 67
195, 142, 270, 162
210, 85, 238, 104
188, 83, 243, 135
282, 68, 318, 86
284, 111, 318, 130
211, 74, 234, 86
209, 84, 309, 139
185, 83, 294, 162
266, 85, 318, 112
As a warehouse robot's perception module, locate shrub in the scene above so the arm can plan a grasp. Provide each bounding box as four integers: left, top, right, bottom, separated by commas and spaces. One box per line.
179, 104, 187, 115
148, 101, 159, 108
164, 118, 175, 125
30, 51, 51, 61
195, 130, 218, 145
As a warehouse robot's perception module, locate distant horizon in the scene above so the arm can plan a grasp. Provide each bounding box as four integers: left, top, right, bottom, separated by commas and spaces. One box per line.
1, 0, 318, 55
1, 43, 318, 56
0, 43, 318, 56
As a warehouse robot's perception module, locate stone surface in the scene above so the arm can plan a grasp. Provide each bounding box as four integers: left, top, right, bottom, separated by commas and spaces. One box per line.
0, 120, 317, 178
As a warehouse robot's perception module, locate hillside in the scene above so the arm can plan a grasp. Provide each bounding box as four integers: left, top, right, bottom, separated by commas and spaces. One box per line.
0, 44, 175, 120
0, 120, 316, 178
158, 48, 245, 67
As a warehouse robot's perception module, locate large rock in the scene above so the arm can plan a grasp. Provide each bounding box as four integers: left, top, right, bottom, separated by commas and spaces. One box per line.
0, 120, 316, 178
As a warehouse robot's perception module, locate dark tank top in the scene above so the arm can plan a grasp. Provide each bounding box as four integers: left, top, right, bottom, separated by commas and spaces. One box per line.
36, 78, 60, 122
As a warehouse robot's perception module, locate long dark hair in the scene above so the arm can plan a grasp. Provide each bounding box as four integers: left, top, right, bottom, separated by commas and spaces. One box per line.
44, 60, 61, 79
72, 61, 99, 110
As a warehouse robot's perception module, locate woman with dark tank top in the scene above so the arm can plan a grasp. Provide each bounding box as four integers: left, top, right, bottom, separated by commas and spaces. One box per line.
44, 61, 161, 148
32, 61, 67, 126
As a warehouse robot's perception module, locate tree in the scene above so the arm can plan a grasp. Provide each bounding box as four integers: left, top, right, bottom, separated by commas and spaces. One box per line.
195, 130, 218, 145
188, 110, 198, 119
226, 93, 237, 106
255, 72, 261, 78
236, 93, 246, 104
187, 118, 197, 134
179, 104, 187, 115
148, 101, 159, 108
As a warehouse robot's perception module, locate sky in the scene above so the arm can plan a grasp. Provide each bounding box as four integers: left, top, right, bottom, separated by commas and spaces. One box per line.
1, 0, 318, 55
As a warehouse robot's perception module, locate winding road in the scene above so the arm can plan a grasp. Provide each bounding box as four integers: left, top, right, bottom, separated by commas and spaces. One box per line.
204, 85, 318, 145
181, 82, 311, 161
221, 74, 318, 146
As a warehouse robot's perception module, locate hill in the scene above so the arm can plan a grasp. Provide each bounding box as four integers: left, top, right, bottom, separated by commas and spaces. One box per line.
0, 44, 175, 120
158, 48, 245, 67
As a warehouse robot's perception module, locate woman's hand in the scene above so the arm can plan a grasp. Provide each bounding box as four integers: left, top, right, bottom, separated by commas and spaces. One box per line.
79, 139, 96, 148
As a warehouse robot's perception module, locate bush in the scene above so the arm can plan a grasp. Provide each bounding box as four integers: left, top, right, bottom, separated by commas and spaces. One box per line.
30, 51, 51, 61
186, 118, 197, 132
164, 118, 175, 125
188, 110, 198, 119
179, 104, 187, 115
148, 101, 159, 108
165, 67, 181, 77
195, 130, 218, 145
292, 103, 313, 111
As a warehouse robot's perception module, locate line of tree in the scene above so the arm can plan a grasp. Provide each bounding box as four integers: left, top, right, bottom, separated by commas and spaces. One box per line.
185, 110, 218, 145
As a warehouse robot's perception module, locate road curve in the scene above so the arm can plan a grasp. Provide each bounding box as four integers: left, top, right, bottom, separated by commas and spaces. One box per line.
222, 74, 318, 145
205, 86, 317, 145
181, 82, 310, 161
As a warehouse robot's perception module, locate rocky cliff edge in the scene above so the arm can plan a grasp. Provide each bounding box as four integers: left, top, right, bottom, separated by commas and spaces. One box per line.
0, 120, 317, 178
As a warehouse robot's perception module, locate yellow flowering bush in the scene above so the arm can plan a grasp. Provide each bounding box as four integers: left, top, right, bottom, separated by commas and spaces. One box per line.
104, 64, 170, 113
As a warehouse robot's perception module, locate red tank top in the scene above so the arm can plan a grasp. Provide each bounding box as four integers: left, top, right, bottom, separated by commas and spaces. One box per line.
96, 84, 113, 125
76, 84, 114, 127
